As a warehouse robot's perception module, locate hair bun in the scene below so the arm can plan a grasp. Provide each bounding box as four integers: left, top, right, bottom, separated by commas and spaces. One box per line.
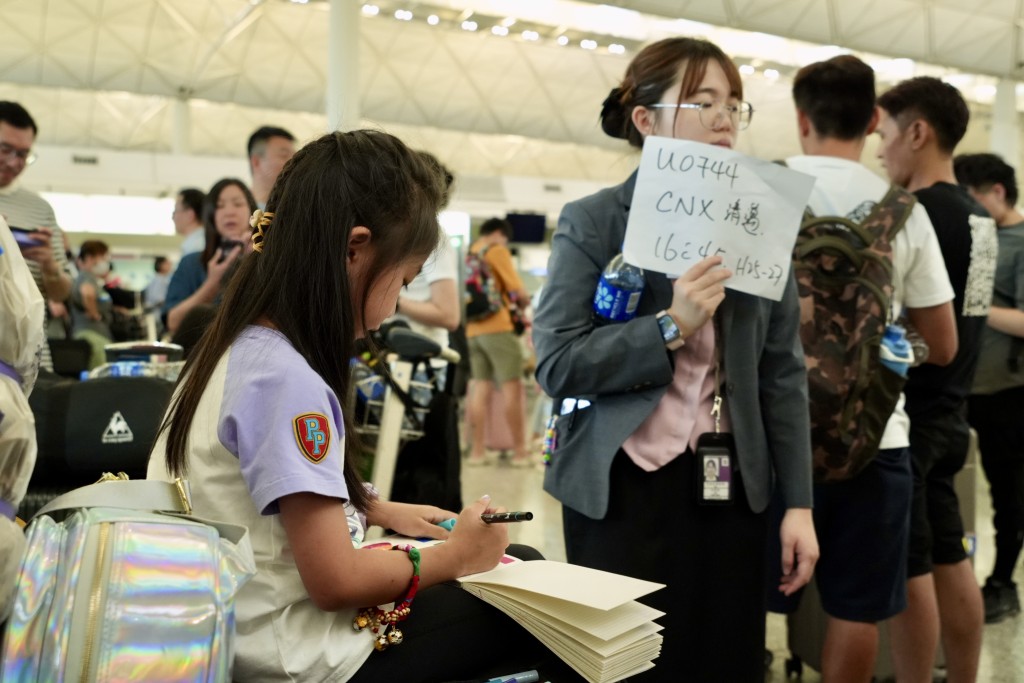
600, 87, 629, 140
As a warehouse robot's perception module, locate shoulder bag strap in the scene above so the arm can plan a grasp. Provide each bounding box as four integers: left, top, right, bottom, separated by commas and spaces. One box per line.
35, 478, 252, 549
36, 478, 192, 518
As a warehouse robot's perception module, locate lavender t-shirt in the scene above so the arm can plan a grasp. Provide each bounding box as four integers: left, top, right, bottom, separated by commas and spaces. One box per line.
218, 325, 350, 514
147, 325, 374, 681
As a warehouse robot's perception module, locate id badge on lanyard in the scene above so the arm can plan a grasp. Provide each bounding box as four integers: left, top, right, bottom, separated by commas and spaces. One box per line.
696, 318, 735, 505
697, 431, 735, 505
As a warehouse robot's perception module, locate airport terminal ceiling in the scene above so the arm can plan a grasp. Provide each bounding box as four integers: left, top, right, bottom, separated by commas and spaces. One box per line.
0, 0, 1020, 188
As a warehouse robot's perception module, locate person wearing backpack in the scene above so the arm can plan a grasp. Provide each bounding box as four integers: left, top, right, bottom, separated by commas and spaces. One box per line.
464, 217, 531, 467
877, 78, 997, 683
955, 153, 1024, 627
774, 56, 957, 683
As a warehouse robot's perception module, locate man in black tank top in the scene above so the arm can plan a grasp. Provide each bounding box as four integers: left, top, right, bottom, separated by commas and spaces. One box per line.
877, 77, 997, 682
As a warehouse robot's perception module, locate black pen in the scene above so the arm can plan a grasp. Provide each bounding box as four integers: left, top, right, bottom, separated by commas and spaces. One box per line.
481, 511, 534, 523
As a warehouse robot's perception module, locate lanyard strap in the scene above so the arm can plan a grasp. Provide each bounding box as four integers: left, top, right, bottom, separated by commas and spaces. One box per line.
710, 315, 724, 434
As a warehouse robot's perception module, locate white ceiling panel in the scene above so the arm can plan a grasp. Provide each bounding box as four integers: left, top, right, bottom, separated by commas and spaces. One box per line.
0, 0, 1021, 192
932, 0, 1016, 21
930, 7, 1015, 74
833, 0, 926, 58
757, 0, 833, 46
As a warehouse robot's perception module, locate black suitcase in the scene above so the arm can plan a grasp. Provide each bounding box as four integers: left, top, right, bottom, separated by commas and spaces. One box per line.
21, 375, 173, 518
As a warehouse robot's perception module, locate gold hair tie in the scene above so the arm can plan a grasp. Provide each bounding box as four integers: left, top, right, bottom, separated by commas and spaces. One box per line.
250, 210, 274, 253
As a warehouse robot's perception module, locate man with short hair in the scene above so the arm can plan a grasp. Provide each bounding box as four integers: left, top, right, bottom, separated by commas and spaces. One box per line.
247, 126, 296, 209
878, 76, 996, 683
954, 152, 1024, 625
465, 217, 531, 467
779, 56, 958, 683
0, 101, 72, 373
173, 188, 206, 256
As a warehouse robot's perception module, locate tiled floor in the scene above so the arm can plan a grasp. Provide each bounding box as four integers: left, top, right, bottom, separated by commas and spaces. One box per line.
461, 439, 1024, 682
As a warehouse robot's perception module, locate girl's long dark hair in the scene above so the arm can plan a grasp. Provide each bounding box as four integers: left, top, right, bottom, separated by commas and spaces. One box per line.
156, 130, 445, 511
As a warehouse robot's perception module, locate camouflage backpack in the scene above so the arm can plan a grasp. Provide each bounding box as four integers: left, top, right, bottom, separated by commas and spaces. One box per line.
794, 186, 917, 483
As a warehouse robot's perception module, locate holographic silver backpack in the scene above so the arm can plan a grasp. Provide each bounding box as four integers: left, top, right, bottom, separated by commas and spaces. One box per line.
1, 476, 255, 682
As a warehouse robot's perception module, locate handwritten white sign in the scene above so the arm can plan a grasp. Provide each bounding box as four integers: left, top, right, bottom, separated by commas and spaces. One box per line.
623, 136, 815, 301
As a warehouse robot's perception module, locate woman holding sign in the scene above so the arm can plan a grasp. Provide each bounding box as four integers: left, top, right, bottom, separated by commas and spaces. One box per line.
532, 37, 818, 681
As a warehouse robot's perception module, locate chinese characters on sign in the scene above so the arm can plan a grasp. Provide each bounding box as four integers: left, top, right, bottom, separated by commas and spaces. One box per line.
623, 137, 815, 301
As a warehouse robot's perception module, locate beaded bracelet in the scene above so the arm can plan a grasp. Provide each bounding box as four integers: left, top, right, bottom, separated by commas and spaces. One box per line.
353, 544, 422, 651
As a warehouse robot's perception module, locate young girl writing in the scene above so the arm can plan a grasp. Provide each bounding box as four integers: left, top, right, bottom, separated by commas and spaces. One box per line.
147, 130, 568, 682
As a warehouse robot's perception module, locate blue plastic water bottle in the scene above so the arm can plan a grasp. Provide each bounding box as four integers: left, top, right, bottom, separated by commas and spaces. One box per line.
349, 358, 384, 401
593, 253, 644, 322
109, 361, 146, 377
879, 324, 914, 377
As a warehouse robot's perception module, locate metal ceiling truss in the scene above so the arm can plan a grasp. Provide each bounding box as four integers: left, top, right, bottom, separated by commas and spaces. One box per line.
0, 0, 1020, 185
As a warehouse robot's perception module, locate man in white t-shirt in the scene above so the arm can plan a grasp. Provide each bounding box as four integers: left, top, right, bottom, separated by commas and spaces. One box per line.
774, 55, 957, 683
394, 238, 460, 349
391, 154, 460, 351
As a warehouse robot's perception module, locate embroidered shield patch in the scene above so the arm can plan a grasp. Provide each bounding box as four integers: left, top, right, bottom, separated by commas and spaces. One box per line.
293, 413, 331, 463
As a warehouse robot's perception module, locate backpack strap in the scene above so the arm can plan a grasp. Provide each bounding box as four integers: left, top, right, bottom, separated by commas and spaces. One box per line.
36, 478, 192, 517
860, 185, 917, 242
33, 478, 252, 551
472, 245, 491, 261
797, 185, 916, 270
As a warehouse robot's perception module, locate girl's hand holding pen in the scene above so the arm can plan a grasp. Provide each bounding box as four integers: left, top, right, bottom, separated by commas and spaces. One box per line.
445, 495, 509, 576
439, 511, 534, 528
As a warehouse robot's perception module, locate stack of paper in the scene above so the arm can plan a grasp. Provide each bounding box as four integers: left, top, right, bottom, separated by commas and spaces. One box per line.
456, 560, 664, 683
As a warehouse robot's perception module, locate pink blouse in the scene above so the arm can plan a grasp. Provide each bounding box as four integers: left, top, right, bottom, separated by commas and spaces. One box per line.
622, 321, 731, 471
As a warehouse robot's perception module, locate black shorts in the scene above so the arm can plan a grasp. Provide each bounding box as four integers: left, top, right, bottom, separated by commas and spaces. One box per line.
906, 409, 970, 577
768, 447, 912, 622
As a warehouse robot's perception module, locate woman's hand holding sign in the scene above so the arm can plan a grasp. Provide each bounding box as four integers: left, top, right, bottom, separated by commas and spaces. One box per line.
667, 256, 732, 339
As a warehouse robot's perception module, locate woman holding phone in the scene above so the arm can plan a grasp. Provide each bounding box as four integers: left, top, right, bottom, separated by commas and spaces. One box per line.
163, 178, 257, 335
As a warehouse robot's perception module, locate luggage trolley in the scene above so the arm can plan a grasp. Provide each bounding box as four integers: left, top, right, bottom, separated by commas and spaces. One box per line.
86, 341, 187, 381
352, 326, 461, 509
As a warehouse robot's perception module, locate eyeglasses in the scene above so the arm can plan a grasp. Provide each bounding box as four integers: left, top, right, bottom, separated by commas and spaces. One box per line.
649, 100, 754, 131
0, 142, 37, 166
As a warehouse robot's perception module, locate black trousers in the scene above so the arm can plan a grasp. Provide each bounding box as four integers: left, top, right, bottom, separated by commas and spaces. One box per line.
968, 388, 1024, 583
350, 545, 583, 683
562, 450, 769, 683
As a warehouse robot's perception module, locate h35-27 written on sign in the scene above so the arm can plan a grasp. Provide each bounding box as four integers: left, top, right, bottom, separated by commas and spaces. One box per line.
623, 136, 815, 302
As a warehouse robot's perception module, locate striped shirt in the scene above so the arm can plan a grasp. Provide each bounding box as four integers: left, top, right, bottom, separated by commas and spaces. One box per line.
0, 182, 71, 372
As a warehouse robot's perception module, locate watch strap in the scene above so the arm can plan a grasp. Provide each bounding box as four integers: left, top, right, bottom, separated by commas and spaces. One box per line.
657, 310, 685, 350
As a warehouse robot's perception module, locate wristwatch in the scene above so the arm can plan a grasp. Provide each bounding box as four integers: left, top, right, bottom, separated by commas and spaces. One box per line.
656, 310, 685, 350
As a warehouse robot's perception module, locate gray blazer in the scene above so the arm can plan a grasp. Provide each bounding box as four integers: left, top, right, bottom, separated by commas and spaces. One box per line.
533, 171, 813, 520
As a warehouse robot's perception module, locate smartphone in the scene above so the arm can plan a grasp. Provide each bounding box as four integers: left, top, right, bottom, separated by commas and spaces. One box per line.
9, 226, 44, 249
217, 239, 243, 263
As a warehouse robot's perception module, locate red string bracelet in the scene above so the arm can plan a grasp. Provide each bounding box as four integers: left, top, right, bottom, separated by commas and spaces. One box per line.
353, 544, 422, 650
